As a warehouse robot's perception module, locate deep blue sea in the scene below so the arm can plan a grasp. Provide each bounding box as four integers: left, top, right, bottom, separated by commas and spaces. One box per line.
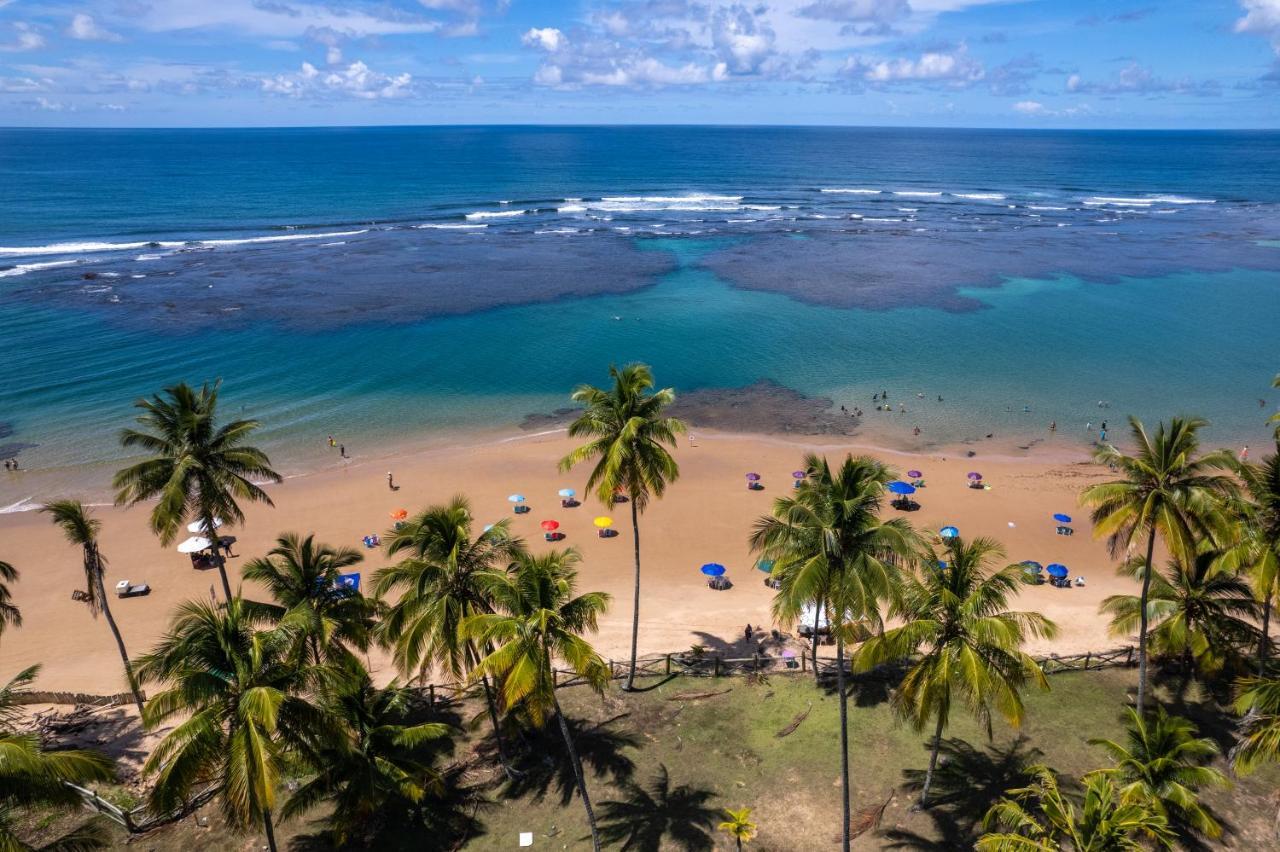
2, 126, 1279, 506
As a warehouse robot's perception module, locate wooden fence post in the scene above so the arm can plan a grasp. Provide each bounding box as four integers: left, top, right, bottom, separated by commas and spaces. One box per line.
1083, 652, 1091, 671
1126, 646, 1134, 666
713, 656, 721, 678
665, 654, 671, 675
801, 654, 807, 673
428, 684, 436, 707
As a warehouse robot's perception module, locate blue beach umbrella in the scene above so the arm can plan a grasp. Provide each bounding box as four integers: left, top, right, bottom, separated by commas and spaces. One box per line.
936, 560, 948, 570
507, 494, 525, 503
1053, 513, 1072, 524
559, 488, 576, 498
1046, 563, 1068, 579
887, 481, 916, 495
700, 563, 726, 577
335, 572, 360, 591
756, 559, 775, 573
940, 526, 959, 539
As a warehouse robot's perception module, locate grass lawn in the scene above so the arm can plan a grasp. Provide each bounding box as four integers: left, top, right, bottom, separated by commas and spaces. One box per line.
21, 666, 1280, 850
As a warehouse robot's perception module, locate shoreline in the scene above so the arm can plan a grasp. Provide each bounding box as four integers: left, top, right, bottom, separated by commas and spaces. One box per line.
0, 424, 1131, 694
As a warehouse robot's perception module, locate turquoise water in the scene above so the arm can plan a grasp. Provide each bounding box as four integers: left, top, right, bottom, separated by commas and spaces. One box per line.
2, 127, 1279, 505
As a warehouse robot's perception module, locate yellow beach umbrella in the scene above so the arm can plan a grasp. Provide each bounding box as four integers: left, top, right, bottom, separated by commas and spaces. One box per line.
593, 516, 613, 529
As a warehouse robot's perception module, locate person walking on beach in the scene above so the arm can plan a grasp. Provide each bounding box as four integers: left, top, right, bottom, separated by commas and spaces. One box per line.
1241, 445, 1250, 462
1049, 421, 1056, 432
339, 444, 346, 458
387, 471, 395, 490
328, 435, 335, 448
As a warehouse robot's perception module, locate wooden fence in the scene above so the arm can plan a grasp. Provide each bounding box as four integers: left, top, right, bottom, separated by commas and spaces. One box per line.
15, 690, 142, 708
66, 781, 219, 833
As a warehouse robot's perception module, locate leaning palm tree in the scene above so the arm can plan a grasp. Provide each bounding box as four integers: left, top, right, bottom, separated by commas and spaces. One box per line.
113, 381, 281, 601
751, 453, 916, 851
1080, 416, 1238, 713
41, 500, 145, 718
1090, 706, 1227, 840
134, 598, 332, 852
1226, 444, 1280, 674
978, 764, 1175, 851
858, 536, 1057, 809
372, 497, 526, 777
465, 549, 611, 852
1230, 673, 1280, 833
242, 532, 376, 668
0, 665, 117, 851
559, 363, 685, 691
1100, 548, 1259, 678
0, 559, 20, 637
718, 807, 758, 851
282, 659, 452, 846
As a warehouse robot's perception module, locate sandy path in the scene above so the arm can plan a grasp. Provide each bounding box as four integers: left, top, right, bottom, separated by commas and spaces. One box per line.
0, 428, 1134, 694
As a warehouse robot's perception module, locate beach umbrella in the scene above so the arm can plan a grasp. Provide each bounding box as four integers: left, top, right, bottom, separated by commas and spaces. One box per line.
887, 481, 916, 495
791, 470, 806, 479
756, 559, 775, 573
967, 471, 983, 480
335, 572, 360, 591
936, 561, 948, 569
700, 563, 726, 577
940, 526, 959, 538
177, 536, 212, 553
1022, 561, 1044, 574
540, 520, 560, 532
782, 650, 796, 659
907, 469, 923, 478
558, 488, 576, 498
187, 517, 223, 534
593, 516, 613, 529
483, 524, 495, 533
507, 494, 525, 503
1047, 563, 1068, 579
745, 473, 761, 481
390, 509, 408, 521
1053, 513, 1072, 524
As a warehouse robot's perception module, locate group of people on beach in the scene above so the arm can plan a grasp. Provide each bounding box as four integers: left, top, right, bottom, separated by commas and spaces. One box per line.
326, 435, 348, 459
2, 458, 18, 471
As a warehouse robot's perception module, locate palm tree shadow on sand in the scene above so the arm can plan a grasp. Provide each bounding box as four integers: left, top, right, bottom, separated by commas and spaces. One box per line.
878, 736, 1044, 850
500, 714, 640, 807
594, 763, 720, 851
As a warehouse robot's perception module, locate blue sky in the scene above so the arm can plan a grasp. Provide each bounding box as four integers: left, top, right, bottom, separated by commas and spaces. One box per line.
1, 0, 1279, 127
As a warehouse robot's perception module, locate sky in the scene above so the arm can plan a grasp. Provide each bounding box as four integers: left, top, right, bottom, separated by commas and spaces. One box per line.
1, 0, 1279, 128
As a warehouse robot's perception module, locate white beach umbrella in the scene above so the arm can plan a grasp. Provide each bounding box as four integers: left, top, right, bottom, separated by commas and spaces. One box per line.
177, 536, 212, 553
187, 517, 224, 534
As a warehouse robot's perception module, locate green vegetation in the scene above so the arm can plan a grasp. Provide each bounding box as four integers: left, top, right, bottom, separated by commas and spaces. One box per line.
0, 558, 20, 637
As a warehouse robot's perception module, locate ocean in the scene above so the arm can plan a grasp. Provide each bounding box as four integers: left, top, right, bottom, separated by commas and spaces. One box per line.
2, 126, 1279, 506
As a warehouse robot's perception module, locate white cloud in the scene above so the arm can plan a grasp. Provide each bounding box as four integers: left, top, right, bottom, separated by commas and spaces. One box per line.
134, 0, 441, 39
521, 27, 564, 51
1013, 99, 1044, 114
326, 45, 342, 64
1010, 99, 1091, 119
711, 5, 777, 75
68, 13, 123, 42
0, 22, 45, 51
262, 59, 413, 99
1236, 0, 1280, 52
844, 46, 984, 85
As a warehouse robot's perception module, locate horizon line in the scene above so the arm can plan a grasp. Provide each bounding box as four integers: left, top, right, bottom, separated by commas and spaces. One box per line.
2, 122, 1279, 133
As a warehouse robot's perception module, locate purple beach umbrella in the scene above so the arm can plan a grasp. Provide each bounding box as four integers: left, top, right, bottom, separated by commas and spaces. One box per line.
746, 472, 761, 481
967, 472, 983, 480
792, 470, 806, 479
907, 469, 923, 478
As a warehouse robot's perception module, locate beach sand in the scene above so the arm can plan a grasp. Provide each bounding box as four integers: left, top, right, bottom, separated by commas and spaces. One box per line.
0, 428, 1136, 695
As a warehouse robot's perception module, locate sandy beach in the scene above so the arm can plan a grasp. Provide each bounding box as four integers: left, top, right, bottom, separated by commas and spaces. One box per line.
0, 427, 1137, 695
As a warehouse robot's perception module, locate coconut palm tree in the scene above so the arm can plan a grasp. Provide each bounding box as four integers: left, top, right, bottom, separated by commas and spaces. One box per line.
0, 559, 20, 637
113, 381, 281, 601
1230, 674, 1280, 833
1080, 416, 1238, 713
978, 764, 1175, 851
559, 363, 685, 691
1226, 444, 1280, 674
1090, 705, 1227, 840
41, 500, 145, 718
718, 807, 758, 850
281, 659, 452, 846
242, 532, 376, 668
372, 497, 526, 777
134, 598, 333, 852
1100, 548, 1259, 678
857, 535, 1057, 809
751, 453, 917, 851
465, 549, 611, 852
0, 665, 116, 851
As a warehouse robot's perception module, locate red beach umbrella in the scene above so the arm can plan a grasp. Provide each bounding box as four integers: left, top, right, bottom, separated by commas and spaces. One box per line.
541, 520, 560, 532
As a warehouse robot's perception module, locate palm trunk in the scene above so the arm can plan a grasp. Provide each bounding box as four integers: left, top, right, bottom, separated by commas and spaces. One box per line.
836, 634, 850, 852
736, 838, 743, 852
206, 513, 232, 602
624, 497, 642, 691
261, 807, 278, 852
920, 712, 947, 808
553, 698, 601, 852
480, 671, 518, 780
93, 556, 145, 718
1260, 594, 1273, 677
812, 595, 825, 683
1137, 527, 1157, 714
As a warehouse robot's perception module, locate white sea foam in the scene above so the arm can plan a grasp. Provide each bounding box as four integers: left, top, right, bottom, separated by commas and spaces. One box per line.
1083, 195, 1214, 207
0, 230, 368, 259
897, 207, 918, 213
0, 498, 38, 514
1028, 205, 1068, 211
893, 190, 943, 198
535, 228, 580, 234
558, 204, 588, 213
414, 223, 488, 230
0, 259, 81, 278
571, 195, 743, 213
741, 204, 781, 210
864, 217, 903, 222
464, 210, 528, 220
953, 192, 1006, 200
820, 188, 880, 194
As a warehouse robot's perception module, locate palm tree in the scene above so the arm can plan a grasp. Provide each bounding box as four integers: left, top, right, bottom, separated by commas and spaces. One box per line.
372, 497, 526, 777
751, 453, 916, 851
1227, 444, 1280, 674
559, 363, 685, 691
0, 559, 20, 636
281, 660, 452, 846
134, 598, 332, 852
978, 764, 1175, 850
113, 381, 281, 601
1080, 416, 1238, 713
242, 532, 376, 668
0, 665, 116, 851
1100, 548, 1260, 677
718, 807, 758, 850
1230, 674, 1280, 833
40, 501, 146, 719
857, 536, 1057, 809
1271, 374, 1279, 438
1090, 705, 1227, 840
465, 549, 611, 852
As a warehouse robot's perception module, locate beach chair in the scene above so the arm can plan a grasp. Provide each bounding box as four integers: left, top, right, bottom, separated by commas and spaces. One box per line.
71, 589, 92, 603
